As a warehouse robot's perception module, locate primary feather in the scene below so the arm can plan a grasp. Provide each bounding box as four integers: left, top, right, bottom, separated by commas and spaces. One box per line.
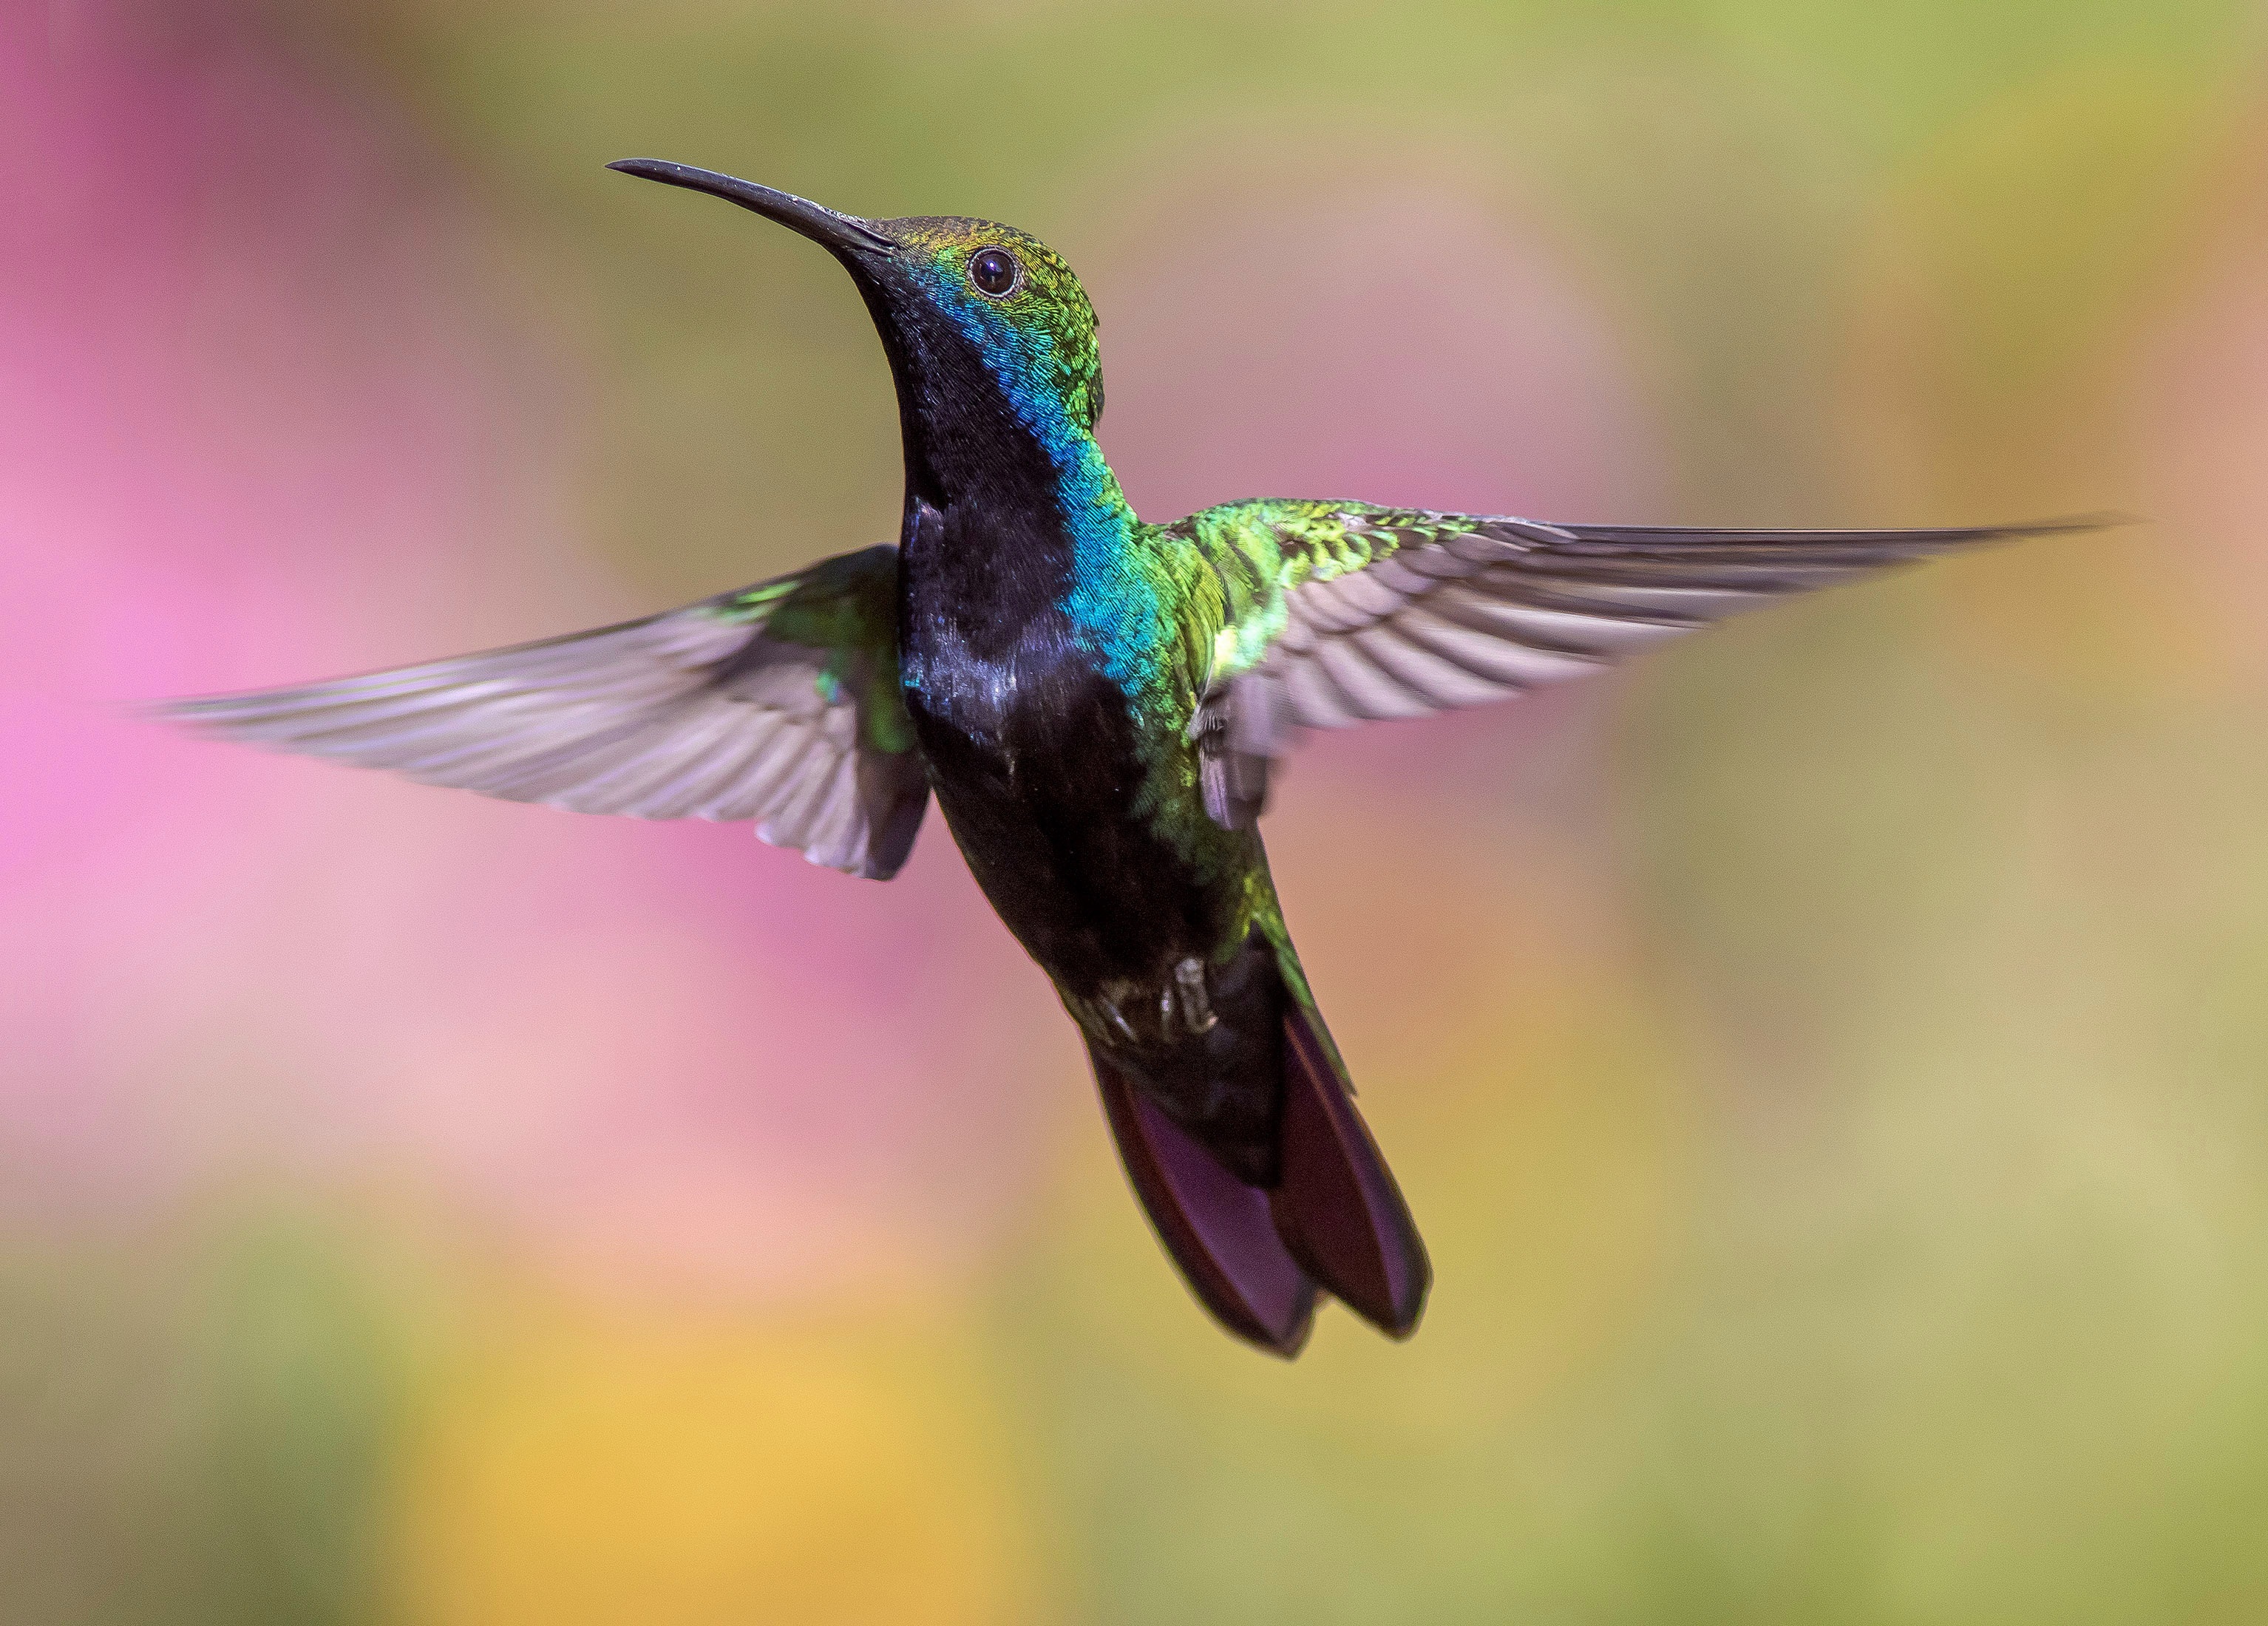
163, 545, 928, 879
1170, 503, 2108, 826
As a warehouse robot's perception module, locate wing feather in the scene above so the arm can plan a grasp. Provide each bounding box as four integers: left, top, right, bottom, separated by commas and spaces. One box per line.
163, 545, 929, 880
1176, 502, 2111, 827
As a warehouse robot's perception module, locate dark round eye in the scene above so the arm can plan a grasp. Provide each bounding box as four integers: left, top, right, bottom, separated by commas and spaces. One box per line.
968, 247, 1021, 298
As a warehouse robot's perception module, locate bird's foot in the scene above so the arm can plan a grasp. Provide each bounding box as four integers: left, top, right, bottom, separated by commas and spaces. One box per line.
1170, 956, 1218, 1035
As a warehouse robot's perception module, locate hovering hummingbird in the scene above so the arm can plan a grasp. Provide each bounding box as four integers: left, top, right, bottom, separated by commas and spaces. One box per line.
167, 160, 2094, 1356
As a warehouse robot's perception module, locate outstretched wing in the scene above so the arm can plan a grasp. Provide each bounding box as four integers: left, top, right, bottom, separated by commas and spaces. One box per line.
1176, 500, 2106, 829
163, 545, 928, 880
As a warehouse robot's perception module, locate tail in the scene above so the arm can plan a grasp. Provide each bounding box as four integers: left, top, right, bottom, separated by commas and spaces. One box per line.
1087, 997, 1430, 1357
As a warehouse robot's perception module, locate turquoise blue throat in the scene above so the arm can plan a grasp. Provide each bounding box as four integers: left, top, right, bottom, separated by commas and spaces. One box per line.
922, 275, 1167, 701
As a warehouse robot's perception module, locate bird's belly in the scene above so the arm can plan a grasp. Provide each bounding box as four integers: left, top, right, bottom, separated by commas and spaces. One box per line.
901, 606, 1289, 1177
907, 651, 1243, 997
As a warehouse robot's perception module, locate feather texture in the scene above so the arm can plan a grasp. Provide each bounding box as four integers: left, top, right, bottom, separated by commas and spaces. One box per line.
1169, 503, 2109, 826
163, 545, 928, 880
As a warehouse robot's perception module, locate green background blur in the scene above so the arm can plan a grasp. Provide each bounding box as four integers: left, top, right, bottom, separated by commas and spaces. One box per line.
9, 1, 2268, 1621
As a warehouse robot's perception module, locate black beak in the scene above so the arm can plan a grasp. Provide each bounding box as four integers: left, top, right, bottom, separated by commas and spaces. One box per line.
606, 159, 897, 256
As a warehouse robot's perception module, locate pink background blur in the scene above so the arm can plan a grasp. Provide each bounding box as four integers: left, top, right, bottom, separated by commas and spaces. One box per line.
7, 2, 2268, 1620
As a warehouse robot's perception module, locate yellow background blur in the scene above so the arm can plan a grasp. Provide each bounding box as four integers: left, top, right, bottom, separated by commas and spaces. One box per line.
7, 1, 2268, 1620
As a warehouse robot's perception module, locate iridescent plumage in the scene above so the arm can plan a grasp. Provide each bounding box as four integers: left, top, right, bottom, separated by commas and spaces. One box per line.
164, 161, 2099, 1355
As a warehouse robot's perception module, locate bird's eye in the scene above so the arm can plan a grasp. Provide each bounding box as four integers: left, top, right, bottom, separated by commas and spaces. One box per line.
968, 247, 1022, 298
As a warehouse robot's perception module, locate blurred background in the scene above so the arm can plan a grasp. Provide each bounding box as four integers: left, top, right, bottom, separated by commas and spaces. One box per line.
8, 0, 2268, 1619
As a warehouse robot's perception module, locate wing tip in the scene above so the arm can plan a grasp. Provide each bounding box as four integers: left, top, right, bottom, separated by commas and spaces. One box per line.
2026, 508, 2142, 537
140, 690, 254, 732
1541, 510, 2139, 548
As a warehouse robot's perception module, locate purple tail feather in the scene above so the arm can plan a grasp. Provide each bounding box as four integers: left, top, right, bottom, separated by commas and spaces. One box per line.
1268, 1004, 1430, 1338
1087, 1002, 1429, 1355
1092, 1052, 1317, 1354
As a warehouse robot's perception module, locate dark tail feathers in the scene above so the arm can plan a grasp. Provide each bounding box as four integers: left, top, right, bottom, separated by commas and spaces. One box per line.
1088, 1002, 1430, 1356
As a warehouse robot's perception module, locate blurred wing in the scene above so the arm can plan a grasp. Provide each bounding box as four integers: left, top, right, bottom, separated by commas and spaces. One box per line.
163, 544, 928, 880
1181, 501, 2106, 829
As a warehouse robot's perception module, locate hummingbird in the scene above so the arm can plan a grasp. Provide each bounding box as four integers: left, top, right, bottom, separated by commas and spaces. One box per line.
166, 159, 2096, 1356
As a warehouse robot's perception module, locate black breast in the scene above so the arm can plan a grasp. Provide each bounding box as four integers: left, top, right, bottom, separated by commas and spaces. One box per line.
898, 497, 1231, 996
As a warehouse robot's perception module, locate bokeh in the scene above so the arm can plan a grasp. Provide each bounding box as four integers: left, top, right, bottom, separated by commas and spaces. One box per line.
9, 0, 2268, 1619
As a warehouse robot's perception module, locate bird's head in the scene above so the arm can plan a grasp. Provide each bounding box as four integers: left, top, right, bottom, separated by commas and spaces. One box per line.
610, 160, 1105, 506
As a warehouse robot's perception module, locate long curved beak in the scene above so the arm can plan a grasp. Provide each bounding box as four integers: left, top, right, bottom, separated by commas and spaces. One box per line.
606, 159, 897, 256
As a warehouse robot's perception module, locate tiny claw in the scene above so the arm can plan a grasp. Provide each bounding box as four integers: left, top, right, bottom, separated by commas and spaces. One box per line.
1098, 996, 1140, 1046
1174, 956, 1218, 1035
